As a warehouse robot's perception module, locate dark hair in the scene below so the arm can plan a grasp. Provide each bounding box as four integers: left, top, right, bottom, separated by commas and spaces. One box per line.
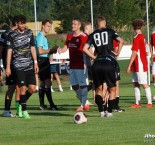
42, 19, 52, 25
132, 19, 144, 30
12, 15, 18, 26
16, 15, 27, 24
72, 17, 82, 25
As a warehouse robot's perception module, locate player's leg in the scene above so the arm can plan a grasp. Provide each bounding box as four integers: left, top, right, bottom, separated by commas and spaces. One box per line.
54, 73, 63, 92
152, 62, 155, 87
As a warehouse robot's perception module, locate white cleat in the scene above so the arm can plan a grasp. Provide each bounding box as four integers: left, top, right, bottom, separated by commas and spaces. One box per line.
100, 111, 106, 117
59, 88, 63, 92
105, 112, 113, 117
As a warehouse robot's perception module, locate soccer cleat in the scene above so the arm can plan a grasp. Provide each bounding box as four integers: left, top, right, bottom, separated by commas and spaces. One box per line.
22, 111, 30, 119
129, 104, 142, 108
50, 105, 59, 111
76, 106, 84, 112
114, 106, 125, 112
84, 104, 90, 111
105, 112, 113, 117
16, 105, 22, 117
146, 104, 153, 108
100, 111, 106, 117
3, 111, 15, 117
39, 105, 48, 110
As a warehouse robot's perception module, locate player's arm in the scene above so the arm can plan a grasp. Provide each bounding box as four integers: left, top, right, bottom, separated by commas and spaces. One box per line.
83, 43, 96, 60
6, 48, 12, 77
126, 50, 137, 74
31, 46, 39, 74
58, 45, 68, 54
112, 37, 124, 57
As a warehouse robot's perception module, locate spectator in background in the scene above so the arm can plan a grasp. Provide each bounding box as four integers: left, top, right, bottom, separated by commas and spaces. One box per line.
50, 55, 63, 92
127, 19, 152, 108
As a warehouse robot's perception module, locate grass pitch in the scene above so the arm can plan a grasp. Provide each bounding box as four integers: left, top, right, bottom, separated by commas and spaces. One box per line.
0, 60, 155, 145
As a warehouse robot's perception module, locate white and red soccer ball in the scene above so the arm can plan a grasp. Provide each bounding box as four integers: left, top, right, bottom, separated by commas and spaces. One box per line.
74, 112, 87, 124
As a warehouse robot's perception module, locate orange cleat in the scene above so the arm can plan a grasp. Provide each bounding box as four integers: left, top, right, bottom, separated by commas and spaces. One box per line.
76, 106, 84, 112
129, 104, 142, 108
84, 105, 90, 111
146, 104, 153, 108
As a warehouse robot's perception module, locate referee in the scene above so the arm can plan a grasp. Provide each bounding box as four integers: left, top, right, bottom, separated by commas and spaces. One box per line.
35, 19, 58, 110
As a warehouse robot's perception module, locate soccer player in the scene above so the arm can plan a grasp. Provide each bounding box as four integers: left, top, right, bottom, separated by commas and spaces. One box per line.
6, 15, 39, 119
0, 15, 21, 117
126, 19, 152, 108
83, 16, 124, 117
35, 19, 58, 110
58, 18, 89, 111
150, 27, 155, 87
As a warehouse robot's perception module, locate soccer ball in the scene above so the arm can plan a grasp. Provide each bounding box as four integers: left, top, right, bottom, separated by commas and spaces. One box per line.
74, 112, 87, 124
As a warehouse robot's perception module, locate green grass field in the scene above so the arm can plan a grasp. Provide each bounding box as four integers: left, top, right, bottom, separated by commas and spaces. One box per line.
0, 60, 155, 145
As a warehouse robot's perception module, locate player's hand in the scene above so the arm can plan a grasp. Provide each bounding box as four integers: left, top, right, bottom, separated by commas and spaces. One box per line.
6, 67, 11, 77
126, 66, 131, 74
34, 63, 39, 74
111, 50, 119, 57
49, 45, 59, 54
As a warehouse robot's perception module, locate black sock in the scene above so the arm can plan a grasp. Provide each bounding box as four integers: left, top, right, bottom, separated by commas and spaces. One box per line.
4, 99, 12, 111
26, 90, 32, 102
20, 95, 27, 111
113, 97, 119, 109
108, 100, 115, 113
95, 95, 104, 112
45, 87, 54, 106
103, 101, 107, 112
39, 88, 45, 107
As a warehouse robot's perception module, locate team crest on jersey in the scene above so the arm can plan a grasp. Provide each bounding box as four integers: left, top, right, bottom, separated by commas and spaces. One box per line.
76, 39, 79, 42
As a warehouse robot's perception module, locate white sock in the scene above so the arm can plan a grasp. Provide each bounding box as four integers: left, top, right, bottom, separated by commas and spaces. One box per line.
58, 85, 62, 89
80, 87, 88, 108
134, 87, 141, 104
145, 87, 152, 104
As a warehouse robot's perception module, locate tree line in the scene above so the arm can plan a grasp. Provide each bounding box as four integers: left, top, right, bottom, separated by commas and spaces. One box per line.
0, 0, 155, 33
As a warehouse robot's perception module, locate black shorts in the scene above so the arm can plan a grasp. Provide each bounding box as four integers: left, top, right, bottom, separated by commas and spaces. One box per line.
92, 60, 116, 89
38, 57, 51, 81
15, 69, 36, 87
5, 67, 17, 85
87, 66, 93, 80
115, 61, 121, 81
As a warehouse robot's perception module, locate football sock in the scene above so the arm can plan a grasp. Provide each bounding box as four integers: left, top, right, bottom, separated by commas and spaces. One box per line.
80, 87, 88, 108
113, 96, 119, 109
20, 95, 27, 111
145, 87, 152, 104
45, 87, 54, 106
75, 88, 82, 103
39, 87, 45, 107
95, 95, 104, 112
103, 101, 107, 112
134, 87, 141, 104
108, 99, 114, 113
26, 90, 32, 102
4, 99, 12, 111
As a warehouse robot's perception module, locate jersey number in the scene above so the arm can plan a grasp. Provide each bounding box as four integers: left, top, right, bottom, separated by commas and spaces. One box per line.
93, 32, 108, 46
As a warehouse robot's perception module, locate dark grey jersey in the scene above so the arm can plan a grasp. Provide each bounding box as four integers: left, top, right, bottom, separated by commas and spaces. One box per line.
86, 28, 119, 57
7, 29, 35, 71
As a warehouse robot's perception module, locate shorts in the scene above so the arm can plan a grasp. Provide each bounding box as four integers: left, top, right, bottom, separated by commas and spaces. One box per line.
5, 66, 17, 85
38, 57, 51, 81
92, 59, 116, 89
115, 61, 121, 80
87, 66, 93, 80
15, 69, 36, 87
132, 72, 148, 84
70, 69, 88, 86
50, 64, 57, 73
152, 62, 155, 75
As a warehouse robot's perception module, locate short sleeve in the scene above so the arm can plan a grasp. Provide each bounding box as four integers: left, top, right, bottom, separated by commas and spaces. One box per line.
86, 33, 94, 46
6, 33, 13, 49
112, 29, 119, 41
0, 33, 5, 46
64, 34, 70, 46
131, 37, 139, 52
36, 34, 44, 48
30, 33, 35, 46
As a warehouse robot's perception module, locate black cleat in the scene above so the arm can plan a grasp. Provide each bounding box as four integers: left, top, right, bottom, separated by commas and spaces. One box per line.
50, 105, 59, 111
39, 105, 48, 110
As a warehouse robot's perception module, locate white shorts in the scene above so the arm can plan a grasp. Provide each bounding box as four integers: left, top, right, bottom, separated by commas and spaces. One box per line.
152, 62, 155, 75
132, 72, 148, 84
70, 69, 88, 86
